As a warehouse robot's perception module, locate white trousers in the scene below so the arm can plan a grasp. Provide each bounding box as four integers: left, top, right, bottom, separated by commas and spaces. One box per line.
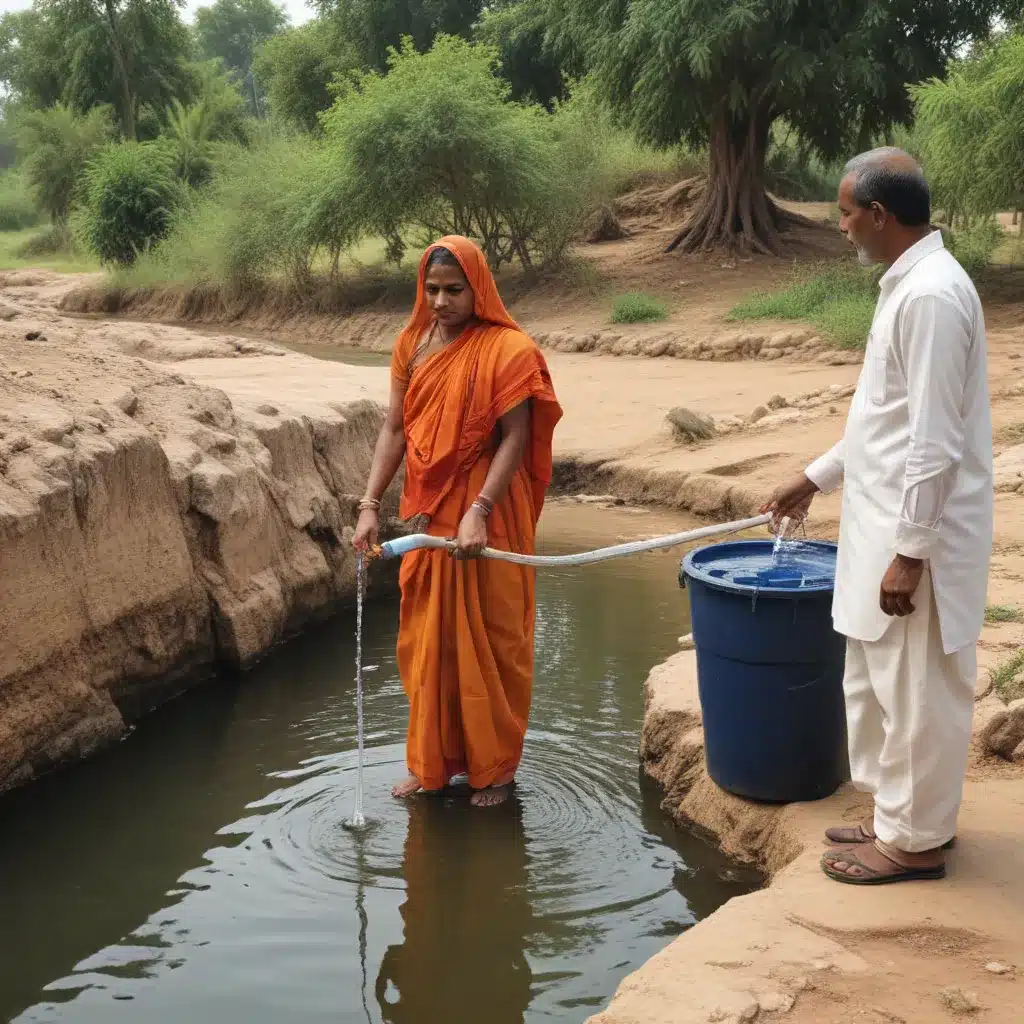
843, 572, 977, 853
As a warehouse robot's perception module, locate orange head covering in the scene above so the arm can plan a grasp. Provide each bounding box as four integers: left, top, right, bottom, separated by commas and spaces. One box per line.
397, 235, 518, 349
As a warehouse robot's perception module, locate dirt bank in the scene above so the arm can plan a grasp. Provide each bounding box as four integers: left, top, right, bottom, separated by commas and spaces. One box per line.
0, 271, 400, 793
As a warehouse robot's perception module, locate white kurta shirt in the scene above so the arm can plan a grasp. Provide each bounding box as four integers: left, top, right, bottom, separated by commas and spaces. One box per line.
806, 231, 993, 655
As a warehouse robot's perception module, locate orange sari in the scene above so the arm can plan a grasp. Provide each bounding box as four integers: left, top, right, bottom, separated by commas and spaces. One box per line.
391, 236, 562, 791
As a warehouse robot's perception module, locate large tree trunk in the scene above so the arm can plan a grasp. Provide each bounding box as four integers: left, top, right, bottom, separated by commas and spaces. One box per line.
666, 105, 786, 255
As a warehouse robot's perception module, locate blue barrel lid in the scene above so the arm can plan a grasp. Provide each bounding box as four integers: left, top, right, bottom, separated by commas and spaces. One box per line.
682, 539, 837, 597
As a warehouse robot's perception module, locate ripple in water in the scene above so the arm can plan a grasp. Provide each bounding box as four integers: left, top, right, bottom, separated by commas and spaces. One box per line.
5, 554, 756, 1024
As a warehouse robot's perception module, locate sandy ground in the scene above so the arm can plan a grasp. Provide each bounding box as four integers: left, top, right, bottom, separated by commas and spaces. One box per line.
607, 651, 1024, 1024
4, 205, 1024, 1022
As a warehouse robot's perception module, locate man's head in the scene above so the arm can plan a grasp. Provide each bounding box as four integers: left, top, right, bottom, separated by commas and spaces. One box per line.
838, 148, 932, 267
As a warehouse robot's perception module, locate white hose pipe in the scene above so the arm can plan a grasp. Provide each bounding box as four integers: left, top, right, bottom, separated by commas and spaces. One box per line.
376, 513, 772, 567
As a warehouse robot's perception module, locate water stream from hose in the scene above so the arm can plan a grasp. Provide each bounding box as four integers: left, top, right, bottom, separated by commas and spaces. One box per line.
348, 552, 367, 830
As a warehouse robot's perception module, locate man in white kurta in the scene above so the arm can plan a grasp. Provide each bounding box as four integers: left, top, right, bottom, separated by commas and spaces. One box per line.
765, 148, 993, 885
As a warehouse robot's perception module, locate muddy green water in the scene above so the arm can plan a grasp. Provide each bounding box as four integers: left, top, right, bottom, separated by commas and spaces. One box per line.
0, 511, 756, 1024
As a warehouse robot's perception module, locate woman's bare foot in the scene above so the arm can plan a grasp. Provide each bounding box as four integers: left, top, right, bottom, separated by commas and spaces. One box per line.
470, 774, 515, 808
391, 775, 424, 799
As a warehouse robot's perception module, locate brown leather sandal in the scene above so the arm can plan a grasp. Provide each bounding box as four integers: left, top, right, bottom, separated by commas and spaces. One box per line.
822, 844, 946, 885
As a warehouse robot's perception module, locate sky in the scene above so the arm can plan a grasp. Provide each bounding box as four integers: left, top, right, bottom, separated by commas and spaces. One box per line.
0, 0, 314, 25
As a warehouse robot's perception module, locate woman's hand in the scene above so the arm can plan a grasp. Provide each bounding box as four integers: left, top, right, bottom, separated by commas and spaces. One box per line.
352, 508, 380, 553
453, 506, 488, 559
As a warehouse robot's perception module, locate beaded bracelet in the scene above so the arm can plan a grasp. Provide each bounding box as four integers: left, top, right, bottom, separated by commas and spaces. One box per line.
358, 498, 381, 513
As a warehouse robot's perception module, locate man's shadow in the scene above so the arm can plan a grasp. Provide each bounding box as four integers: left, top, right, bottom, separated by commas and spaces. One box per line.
375, 790, 534, 1024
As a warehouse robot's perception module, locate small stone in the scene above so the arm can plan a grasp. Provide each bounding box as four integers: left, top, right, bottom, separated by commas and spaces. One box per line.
758, 992, 794, 1014
738, 1003, 759, 1022
829, 405, 838, 414
748, 405, 769, 424
980, 698, 1024, 760
984, 961, 1014, 975
115, 391, 139, 417
939, 986, 981, 1014
1009, 353, 1021, 361
24, 330, 42, 341
766, 394, 787, 410
255, 403, 279, 417
707, 1011, 728, 1023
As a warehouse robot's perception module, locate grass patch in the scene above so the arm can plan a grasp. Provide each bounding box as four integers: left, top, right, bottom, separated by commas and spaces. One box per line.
985, 604, 1023, 624
0, 227, 98, 273
0, 169, 40, 232
990, 649, 1024, 703
611, 291, 668, 324
727, 261, 878, 349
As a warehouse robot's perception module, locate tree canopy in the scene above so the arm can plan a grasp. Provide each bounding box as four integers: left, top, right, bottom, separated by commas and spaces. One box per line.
912, 25, 1024, 222
194, 0, 289, 115
538, 0, 1024, 253
253, 19, 359, 131
474, 0, 569, 108
1, 0, 195, 140
313, 0, 484, 72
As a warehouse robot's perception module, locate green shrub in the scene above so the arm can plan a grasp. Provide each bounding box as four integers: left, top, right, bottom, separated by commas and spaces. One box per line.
317, 35, 595, 270
947, 217, 1005, 276
127, 134, 324, 286
80, 143, 187, 265
15, 222, 73, 257
763, 123, 842, 202
611, 292, 668, 323
16, 104, 114, 223
728, 262, 878, 349
0, 169, 39, 231
552, 81, 700, 198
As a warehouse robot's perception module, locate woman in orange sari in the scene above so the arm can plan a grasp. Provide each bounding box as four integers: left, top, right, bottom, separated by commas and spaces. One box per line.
352, 236, 562, 808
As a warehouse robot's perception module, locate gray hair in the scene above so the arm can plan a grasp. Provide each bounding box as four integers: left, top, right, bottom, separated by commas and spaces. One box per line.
843, 147, 931, 227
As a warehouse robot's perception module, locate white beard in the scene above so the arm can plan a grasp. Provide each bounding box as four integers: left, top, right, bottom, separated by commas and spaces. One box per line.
856, 246, 875, 267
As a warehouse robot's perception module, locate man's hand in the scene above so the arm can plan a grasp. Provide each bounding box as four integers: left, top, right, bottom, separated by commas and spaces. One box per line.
760, 474, 820, 530
880, 555, 924, 617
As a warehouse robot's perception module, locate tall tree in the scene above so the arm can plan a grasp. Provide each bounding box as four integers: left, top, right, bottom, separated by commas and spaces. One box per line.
541, 0, 1024, 254
0, 8, 66, 110
314, 0, 484, 71
912, 25, 1024, 223
4, 1, 194, 140
474, 0, 569, 109
53, 0, 194, 139
253, 18, 358, 131
194, 0, 288, 116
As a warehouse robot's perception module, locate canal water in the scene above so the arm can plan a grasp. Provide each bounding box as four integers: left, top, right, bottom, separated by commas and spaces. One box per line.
0, 504, 757, 1024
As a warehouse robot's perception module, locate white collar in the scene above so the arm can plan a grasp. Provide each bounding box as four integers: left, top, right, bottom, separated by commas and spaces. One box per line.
879, 229, 944, 290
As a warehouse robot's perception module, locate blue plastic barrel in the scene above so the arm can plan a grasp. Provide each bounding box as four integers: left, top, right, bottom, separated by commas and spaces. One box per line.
681, 539, 848, 803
